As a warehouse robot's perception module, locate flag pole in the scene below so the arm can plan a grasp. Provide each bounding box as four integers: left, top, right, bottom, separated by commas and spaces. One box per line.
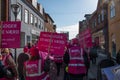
47, 32, 53, 58
0, 22, 2, 48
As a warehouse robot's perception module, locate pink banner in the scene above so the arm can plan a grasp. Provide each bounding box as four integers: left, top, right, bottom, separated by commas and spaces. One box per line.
79, 28, 92, 48
1, 21, 21, 48
38, 32, 67, 57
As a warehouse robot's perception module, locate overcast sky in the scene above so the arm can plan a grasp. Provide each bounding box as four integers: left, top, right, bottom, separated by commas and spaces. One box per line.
38, 0, 98, 39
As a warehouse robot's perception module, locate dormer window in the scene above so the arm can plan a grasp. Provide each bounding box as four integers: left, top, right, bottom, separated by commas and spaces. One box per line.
32, 0, 37, 8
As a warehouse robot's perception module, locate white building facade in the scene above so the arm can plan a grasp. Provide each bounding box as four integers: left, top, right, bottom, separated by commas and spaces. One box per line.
10, 0, 44, 47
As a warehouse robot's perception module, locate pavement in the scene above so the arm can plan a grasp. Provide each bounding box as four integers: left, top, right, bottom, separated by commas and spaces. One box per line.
88, 53, 107, 80
56, 53, 108, 80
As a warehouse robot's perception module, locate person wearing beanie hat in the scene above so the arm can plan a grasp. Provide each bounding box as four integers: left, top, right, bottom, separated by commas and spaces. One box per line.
29, 47, 40, 60
71, 38, 79, 45
24, 47, 50, 80
67, 38, 87, 80
23, 47, 29, 53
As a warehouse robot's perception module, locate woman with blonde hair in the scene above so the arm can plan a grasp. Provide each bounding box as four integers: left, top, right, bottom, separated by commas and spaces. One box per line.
1, 48, 18, 80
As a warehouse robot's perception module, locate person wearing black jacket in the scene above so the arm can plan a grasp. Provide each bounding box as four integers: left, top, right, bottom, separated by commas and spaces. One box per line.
89, 46, 98, 64
63, 48, 70, 80
116, 50, 120, 64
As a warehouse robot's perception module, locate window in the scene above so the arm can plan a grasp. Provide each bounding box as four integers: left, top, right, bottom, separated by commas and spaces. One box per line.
24, 9, 29, 23
41, 22, 44, 30
110, 1, 115, 18
38, 20, 41, 29
30, 13, 34, 25
27, 35, 31, 43
92, 19, 96, 28
34, 16, 37, 27
17, 4, 22, 21
20, 32, 25, 48
101, 10, 104, 21
32, 0, 37, 8
98, 14, 101, 24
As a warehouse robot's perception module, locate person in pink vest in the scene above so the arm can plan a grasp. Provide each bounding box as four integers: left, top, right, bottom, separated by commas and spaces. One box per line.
24, 47, 50, 80
67, 38, 87, 80
1, 48, 18, 80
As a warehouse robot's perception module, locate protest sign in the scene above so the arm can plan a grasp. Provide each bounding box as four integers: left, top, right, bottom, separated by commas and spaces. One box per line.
38, 32, 67, 57
1, 21, 21, 48
79, 28, 92, 48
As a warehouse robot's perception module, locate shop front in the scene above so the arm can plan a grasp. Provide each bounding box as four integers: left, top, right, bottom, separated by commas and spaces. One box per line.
31, 29, 40, 44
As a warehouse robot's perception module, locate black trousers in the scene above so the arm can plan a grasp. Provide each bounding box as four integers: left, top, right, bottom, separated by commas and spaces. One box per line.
55, 62, 62, 76
68, 73, 85, 80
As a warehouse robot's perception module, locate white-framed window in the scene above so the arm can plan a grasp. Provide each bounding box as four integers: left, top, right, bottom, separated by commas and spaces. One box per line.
34, 16, 37, 27
30, 13, 34, 25
101, 10, 104, 21
32, 0, 37, 8
24, 9, 29, 23
38, 19, 41, 29
41, 22, 44, 30
110, 1, 115, 18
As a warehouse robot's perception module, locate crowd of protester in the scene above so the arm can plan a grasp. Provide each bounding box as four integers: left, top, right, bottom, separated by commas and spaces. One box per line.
0, 38, 108, 80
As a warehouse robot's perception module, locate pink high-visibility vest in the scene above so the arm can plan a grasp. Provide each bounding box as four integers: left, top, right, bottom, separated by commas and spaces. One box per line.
24, 60, 41, 77
68, 46, 87, 74
24, 59, 50, 80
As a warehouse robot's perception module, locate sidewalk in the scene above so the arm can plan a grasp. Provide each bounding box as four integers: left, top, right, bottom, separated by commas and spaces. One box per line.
88, 53, 107, 80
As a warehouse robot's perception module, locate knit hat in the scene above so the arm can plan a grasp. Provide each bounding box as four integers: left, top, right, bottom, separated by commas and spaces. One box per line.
30, 47, 39, 57
71, 38, 79, 45
23, 47, 29, 53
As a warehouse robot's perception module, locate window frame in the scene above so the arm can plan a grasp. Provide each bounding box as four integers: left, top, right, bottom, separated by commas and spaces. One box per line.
30, 13, 34, 25
110, 1, 115, 18
24, 9, 29, 23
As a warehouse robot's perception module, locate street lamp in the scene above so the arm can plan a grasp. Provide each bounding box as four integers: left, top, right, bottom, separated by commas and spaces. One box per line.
11, 4, 20, 21
11, 4, 20, 63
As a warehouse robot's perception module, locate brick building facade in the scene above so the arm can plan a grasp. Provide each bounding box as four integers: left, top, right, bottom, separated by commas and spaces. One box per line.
79, 0, 120, 58
108, 0, 120, 58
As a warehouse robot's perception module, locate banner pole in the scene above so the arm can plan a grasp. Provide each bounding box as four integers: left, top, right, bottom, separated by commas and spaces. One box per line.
47, 32, 53, 57
0, 22, 2, 48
